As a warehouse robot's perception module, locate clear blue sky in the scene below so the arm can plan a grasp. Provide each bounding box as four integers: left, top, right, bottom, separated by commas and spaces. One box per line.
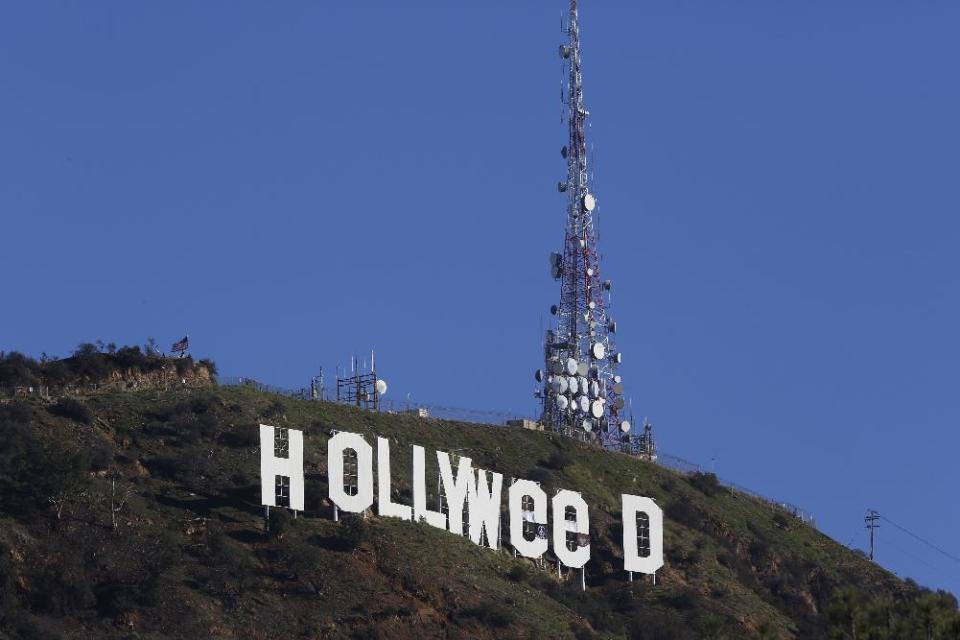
2, 1, 958, 595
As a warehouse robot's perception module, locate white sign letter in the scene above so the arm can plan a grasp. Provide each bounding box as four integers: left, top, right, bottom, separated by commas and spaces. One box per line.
327, 431, 374, 513
622, 494, 664, 574
377, 437, 411, 520
260, 424, 304, 511
468, 468, 503, 548
552, 490, 590, 568
509, 479, 548, 559
412, 445, 446, 529
438, 450, 474, 535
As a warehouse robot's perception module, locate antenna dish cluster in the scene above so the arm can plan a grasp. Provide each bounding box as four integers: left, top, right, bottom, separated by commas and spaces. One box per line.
534, 0, 631, 444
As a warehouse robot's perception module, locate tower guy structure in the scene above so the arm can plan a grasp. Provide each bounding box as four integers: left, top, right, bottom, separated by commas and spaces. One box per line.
536, 0, 630, 446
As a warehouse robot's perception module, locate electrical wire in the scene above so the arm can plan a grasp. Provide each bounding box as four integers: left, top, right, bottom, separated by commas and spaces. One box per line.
880, 515, 960, 564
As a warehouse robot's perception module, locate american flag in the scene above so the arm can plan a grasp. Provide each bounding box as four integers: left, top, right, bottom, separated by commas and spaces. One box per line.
171, 336, 189, 353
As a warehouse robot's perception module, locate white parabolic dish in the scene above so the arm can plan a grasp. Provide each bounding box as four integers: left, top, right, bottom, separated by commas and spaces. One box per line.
591, 342, 606, 360
566, 357, 579, 375
375, 379, 388, 395
583, 192, 596, 211
590, 400, 604, 418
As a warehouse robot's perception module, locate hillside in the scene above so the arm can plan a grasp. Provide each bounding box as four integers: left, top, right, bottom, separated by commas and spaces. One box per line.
1, 383, 958, 639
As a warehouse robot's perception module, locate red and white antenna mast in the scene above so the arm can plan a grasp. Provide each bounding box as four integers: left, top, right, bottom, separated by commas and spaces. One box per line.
537, 0, 630, 445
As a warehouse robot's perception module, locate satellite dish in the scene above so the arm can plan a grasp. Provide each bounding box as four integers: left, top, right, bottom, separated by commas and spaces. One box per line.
608, 321, 617, 333
559, 44, 572, 59
582, 192, 596, 212
579, 395, 590, 413
558, 377, 568, 394
591, 342, 606, 360
590, 381, 600, 398
578, 377, 589, 395
588, 301, 596, 310
603, 280, 612, 291
561, 145, 568, 158
565, 358, 579, 375
375, 379, 388, 395
613, 352, 623, 364
576, 361, 589, 376
590, 400, 604, 418
586, 267, 594, 277
567, 377, 579, 394
558, 181, 568, 192
620, 420, 631, 433
550, 304, 558, 315
582, 419, 593, 432
556, 395, 569, 411
535, 369, 544, 383
613, 382, 625, 395
613, 375, 622, 384
550, 359, 563, 375
613, 397, 625, 410
552, 379, 562, 393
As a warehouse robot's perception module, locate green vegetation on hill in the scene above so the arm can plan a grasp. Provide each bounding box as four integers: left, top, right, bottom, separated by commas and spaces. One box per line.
0, 384, 957, 639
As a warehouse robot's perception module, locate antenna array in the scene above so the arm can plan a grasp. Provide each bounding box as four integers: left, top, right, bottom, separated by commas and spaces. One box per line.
536, 0, 629, 447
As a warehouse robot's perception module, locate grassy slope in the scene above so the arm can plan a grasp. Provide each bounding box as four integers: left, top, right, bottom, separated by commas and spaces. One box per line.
0, 386, 906, 639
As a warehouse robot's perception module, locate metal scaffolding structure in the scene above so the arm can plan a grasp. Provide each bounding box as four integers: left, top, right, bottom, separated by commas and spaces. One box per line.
537, 0, 632, 450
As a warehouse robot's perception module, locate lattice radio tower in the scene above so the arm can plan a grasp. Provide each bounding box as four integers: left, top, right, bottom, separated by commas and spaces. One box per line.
536, 0, 630, 446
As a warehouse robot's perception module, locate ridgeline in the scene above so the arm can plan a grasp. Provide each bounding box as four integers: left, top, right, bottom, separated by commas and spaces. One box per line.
0, 347, 958, 639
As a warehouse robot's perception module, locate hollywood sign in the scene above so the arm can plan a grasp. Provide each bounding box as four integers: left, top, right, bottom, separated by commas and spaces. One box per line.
259, 425, 664, 576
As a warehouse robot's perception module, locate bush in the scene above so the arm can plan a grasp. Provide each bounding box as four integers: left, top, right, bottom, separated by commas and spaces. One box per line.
174, 356, 194, 377
71, 343, 110, 381
198, 358, 218, 377
543, 450, 573, 470
337, 516, 369, 551
665, 499, 703, 530
688, 472, 725, 497
268, 508, 294, 540
48, 398, 93, 425
459, 602, 517, 629
0, 352, 41, 387
84, 439, 114, 471
506, 563, 530, 582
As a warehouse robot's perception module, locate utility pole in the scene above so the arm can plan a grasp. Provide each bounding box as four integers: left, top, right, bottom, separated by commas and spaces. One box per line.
865, 509, 880, 560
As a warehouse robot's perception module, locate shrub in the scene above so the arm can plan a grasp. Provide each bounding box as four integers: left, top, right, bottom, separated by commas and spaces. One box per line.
84, 439, 114, 471
337, 516, 369, 551
0, 352, 40, 387
459, 602, 516, 628
198, 358, 218, 377
688, 472, 725, 497
174, 356, 194, 377
665, 499, 703, 530
71, 343, 110, 380
268, 508, 294, 540
48, 398, 93, 425
543, 450, 573, 470
506, 563, 530, 582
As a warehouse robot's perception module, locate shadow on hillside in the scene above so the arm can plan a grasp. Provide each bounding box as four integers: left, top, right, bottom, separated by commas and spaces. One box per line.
155, 485, 262, 519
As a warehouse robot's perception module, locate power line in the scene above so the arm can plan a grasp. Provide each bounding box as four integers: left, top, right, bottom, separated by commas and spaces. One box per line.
881, 515, 960, 564
882, 536, 954, 579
